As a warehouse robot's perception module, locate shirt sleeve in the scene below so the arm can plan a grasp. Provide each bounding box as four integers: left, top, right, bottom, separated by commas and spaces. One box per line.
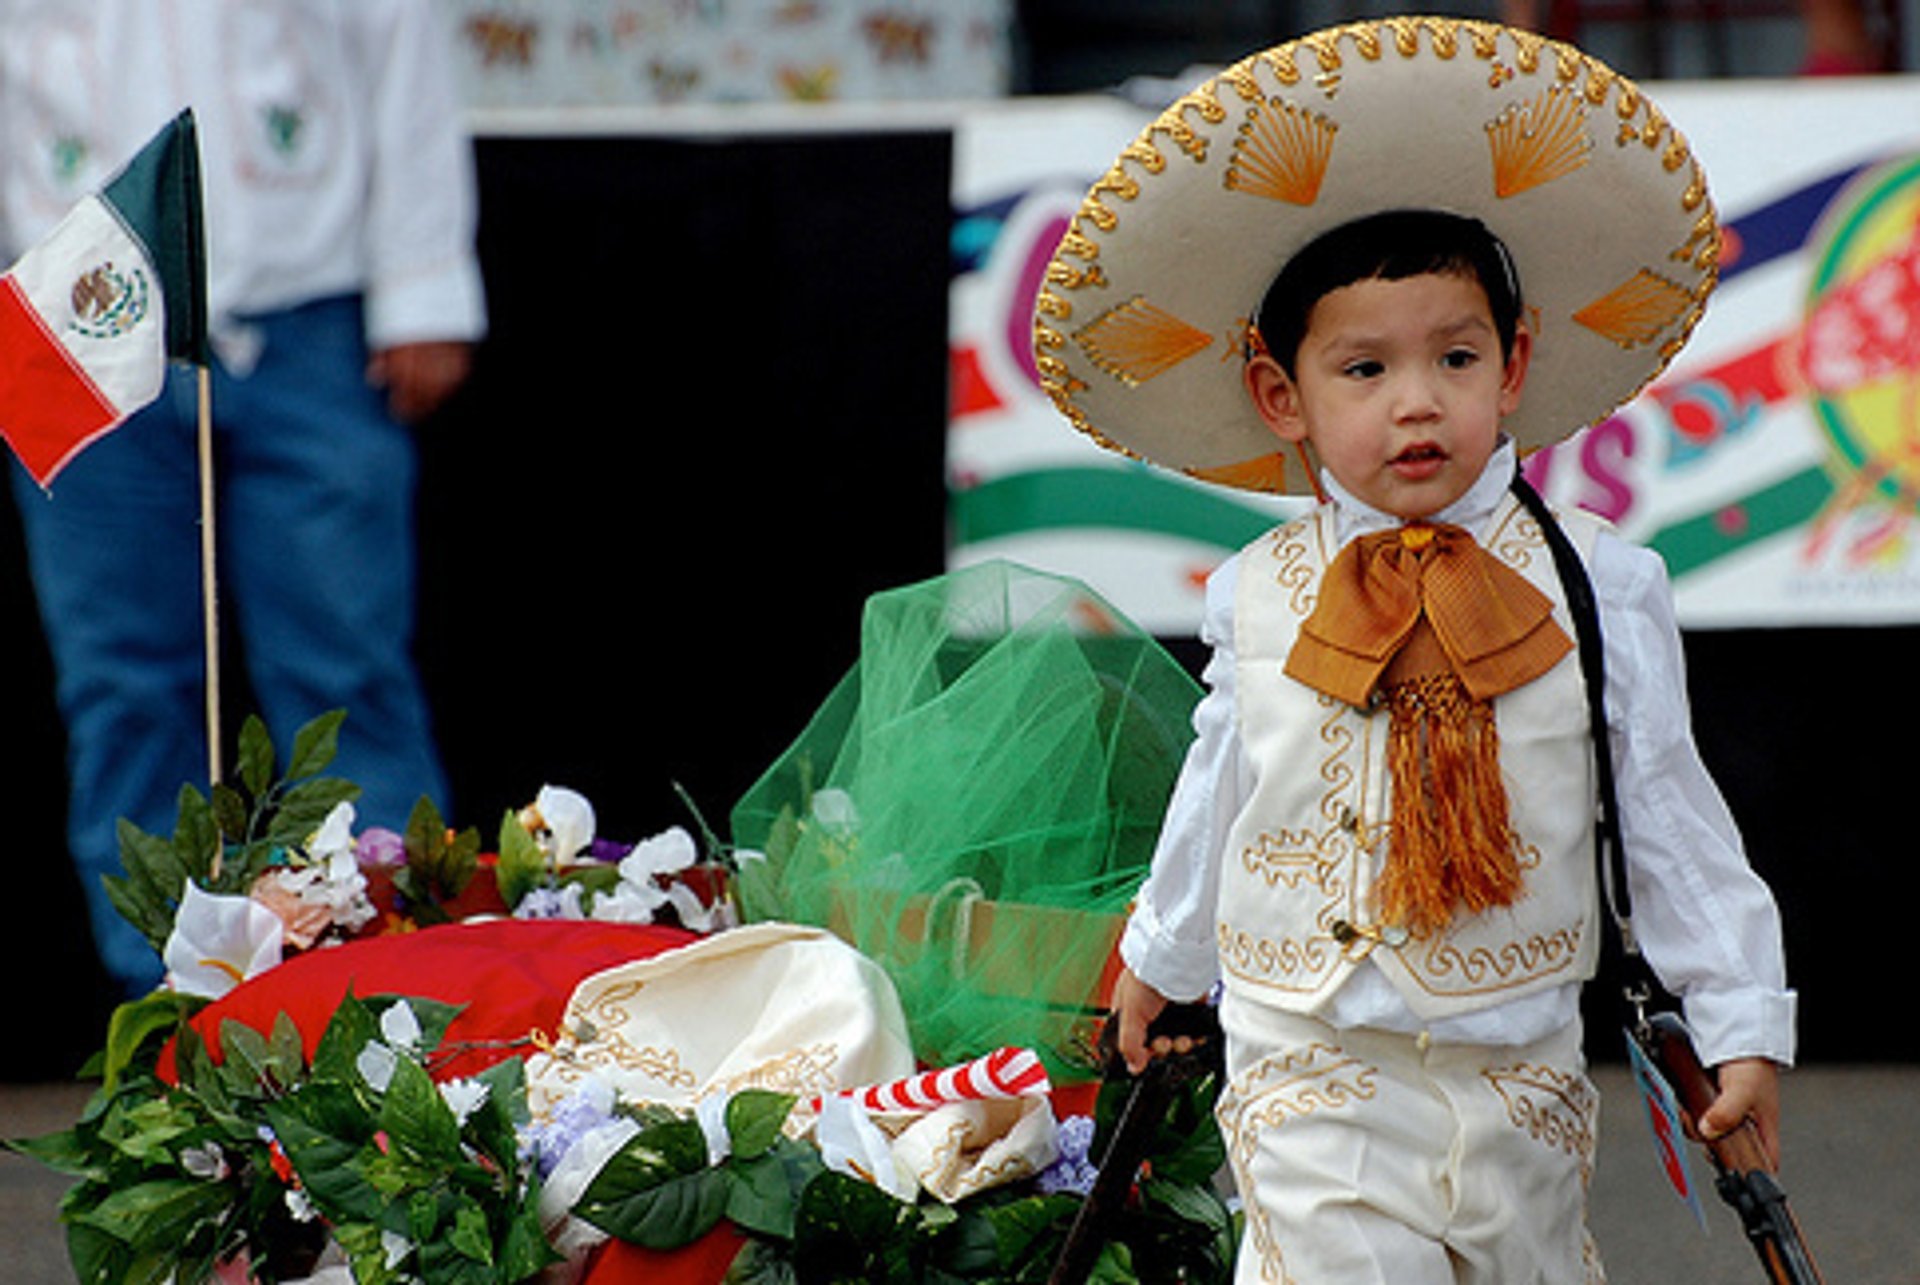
352, 0, 487, 347
1594, 530, 1798, 1067
1118, 554, 1248, 1003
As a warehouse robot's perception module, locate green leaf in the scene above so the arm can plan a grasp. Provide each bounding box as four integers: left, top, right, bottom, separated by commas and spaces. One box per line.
378, 1053, 460, 1161
724, 1152, 799, 1239
311, 991, 379, 1082
170, 787, 221, 883
285, 709, 347, 781
724, 1238, 800, 1285
335, 1221, 404, 1285
500, 1184, 564, 1280
981, 1193, 1079, 1272
100, 992, 201, 1091
791, 1170, 922, 1283
98, 1096, 196, 1164
4, 1126, 97, 1177
217, 1021, 277, 1099
1140, 1175, 1230, 1235
726, 1090, 797, 1159
1088, 1239, 1138, 1284
73, 1176, 230, 1248
449, 1198, 494, 1264
265, 1086, 383, 1223
496, 808, 547, 909
210, 784, 250, 846
236, 716, 276, 801
269, 777, 362, 846
574, 1118, 727, 1249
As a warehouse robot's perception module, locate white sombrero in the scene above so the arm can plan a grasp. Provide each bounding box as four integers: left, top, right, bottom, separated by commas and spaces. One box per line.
1033, 16, 1719, 495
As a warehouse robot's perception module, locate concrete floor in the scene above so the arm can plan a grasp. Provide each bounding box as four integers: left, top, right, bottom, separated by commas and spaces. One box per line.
5, 1064, 1916, 1282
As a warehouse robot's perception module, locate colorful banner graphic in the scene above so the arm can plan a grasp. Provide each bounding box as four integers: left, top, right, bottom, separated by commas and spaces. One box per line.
948, 81, 1920, 631
445, 0, 1011, 108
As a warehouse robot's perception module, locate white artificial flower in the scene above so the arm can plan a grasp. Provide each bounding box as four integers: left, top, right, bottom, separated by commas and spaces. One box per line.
164, 882, 284, 999
439, 1077, 490, 1127
694, 1092, 732, 1168
533, 785, 596, 866
587, 880, 668, 924
309, 801, 358, 863
357, 1000, 423, 1091
380, 1000, 423, 1051
664, 881, 723, 933
180, 1141, 229, 1181
380, 1230, 413, 1270
619, 826, 699, 881
356, 1041, 398, 1093
285, 1187, 318, 1223
816, 1095, 915, 1203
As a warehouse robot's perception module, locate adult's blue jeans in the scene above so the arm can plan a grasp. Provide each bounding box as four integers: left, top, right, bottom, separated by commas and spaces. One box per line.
12, 294, 450, 996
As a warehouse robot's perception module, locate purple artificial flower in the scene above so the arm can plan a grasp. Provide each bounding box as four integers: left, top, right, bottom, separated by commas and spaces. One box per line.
587, 837, 633, 863
1035, 1114, 1100, 1197
521, 1081, 617, 1181
356, 827, 408, 868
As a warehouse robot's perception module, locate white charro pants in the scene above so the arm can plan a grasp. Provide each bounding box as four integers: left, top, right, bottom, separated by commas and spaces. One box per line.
1216, 991, 1604, 1284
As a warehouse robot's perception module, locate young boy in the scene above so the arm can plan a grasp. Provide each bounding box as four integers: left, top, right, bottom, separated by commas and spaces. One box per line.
1033, 19, 1795, 1283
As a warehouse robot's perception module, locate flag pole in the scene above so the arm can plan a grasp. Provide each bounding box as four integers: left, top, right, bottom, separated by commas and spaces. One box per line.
197, 364, 220, 788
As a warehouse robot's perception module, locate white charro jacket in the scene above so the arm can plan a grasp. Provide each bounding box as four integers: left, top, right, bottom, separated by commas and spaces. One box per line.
1120, 441, 1797, 1065
1218, 492, 1600, 1021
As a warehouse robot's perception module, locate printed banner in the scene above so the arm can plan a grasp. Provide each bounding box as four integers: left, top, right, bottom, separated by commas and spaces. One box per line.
445, 0, 1012, 108
947, 79, 1920, 631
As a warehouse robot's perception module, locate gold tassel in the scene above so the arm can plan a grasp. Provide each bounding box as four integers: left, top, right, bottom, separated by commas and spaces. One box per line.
1375, 673, 1524, 937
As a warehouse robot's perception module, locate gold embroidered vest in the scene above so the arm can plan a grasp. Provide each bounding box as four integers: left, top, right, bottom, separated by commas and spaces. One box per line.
1219, 494, 1601, 1020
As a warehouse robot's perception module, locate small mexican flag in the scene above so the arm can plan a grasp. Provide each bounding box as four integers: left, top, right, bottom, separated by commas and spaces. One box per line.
0, 110, 208, 488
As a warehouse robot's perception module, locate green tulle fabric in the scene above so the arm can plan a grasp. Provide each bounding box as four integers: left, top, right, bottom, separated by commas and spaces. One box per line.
731, 561, 1202, 1079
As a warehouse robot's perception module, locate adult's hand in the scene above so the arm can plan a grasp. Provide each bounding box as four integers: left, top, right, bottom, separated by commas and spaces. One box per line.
367, 340, 474, 424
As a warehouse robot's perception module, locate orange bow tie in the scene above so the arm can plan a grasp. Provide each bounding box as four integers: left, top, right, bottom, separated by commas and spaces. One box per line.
1282, 521, 1575, 937
1285, 522, 1572, 707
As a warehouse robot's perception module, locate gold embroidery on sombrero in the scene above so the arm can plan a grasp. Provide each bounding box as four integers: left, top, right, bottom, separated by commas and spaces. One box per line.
1226, 100, 1337, 206
1487, 85, 1592, 198
1073, 297, 1214, 386
1573, 267, 1695, 348
1188, 452, 1291, 494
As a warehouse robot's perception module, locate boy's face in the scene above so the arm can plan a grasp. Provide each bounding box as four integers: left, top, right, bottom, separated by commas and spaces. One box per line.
1245, 270, 1530, 520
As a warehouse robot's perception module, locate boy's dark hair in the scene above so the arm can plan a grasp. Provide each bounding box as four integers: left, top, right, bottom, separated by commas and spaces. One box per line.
1253, 209, 1524, 376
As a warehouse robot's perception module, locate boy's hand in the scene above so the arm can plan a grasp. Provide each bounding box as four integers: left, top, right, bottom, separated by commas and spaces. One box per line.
1699, 1056, 1782, 1169
368, 340, 474, 424
1111, 968, 1171, 1075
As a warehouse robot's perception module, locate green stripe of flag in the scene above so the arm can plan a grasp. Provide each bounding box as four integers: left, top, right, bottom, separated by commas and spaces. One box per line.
101, 109, 207, 366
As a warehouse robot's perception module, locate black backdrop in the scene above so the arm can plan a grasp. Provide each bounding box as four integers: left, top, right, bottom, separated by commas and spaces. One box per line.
2, 127, 1899, 1079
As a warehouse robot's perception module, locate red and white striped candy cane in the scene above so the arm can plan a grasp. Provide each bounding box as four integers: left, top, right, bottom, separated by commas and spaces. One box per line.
810, 1046, 1050, 1115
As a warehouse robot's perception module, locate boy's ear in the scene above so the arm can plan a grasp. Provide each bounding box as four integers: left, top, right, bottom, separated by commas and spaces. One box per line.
1499, 322, 1533, 417
1244, 354, 1307, 444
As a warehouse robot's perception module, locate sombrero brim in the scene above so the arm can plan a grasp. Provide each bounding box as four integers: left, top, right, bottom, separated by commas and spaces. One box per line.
1033, 17, 1719, 496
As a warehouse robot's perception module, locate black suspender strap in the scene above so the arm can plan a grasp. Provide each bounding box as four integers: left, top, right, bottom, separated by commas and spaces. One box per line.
1508, 474, 1665, 1009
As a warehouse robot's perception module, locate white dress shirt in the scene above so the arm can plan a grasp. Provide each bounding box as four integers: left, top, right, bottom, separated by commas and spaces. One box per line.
1121, 440, 1798, 1067
0, 0, 485, 355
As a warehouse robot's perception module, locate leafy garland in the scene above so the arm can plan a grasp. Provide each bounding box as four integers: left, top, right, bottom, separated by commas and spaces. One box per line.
10, 712, 1237, 1283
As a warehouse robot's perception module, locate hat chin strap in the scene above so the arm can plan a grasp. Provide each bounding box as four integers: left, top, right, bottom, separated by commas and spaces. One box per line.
1293, 438, 1329, 504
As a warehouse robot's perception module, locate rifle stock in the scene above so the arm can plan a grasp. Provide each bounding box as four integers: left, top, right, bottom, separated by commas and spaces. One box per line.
1047, 1003, 1221, 1285
1636, 1012, 1824, 1285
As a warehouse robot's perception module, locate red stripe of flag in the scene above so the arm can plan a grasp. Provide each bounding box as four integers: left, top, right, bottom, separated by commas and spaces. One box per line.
0, 275, 119, 484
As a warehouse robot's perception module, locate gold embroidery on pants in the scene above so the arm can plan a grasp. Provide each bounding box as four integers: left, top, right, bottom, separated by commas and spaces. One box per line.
1216, 1042, 1379, 1284
1483, 1060, 1599, 1181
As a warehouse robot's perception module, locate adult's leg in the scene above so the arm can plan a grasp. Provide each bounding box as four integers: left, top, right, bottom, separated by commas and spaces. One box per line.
11, 381, 205, 996
215, 295, 449, 832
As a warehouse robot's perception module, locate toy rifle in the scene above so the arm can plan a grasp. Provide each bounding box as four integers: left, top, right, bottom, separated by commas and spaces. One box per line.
1046, 1002, 1221, 1285
1631, 1008, 1824, 1284
1515, 476, 1824, 1285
